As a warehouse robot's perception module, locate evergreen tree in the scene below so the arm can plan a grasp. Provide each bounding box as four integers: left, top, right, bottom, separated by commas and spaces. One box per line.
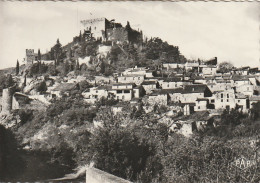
16, 60, 19, 76
77, 59, 80, 70
79, 31, 82, 42
37, 49, 41, 61
24, 75, 27, 86
53, 39, 62, 66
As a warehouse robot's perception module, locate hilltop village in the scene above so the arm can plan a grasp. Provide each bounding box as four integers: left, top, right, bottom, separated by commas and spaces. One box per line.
1, 18, 260, 136
1, 18, 260, 182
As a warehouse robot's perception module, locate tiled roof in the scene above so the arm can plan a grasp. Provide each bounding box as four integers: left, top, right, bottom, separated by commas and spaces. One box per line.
182, 84, 209, 94
53, 83, 78, 92
141, 81, 157, 85
249, 96, 260, 101
163, 77, 182, 82
97, 85, 112, 90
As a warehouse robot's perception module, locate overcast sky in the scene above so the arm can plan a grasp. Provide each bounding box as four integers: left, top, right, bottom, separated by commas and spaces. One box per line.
0, 1, 259, 69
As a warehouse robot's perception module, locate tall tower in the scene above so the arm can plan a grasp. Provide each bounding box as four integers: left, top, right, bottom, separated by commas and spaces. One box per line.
25, 49, 35, 65
1, 87, 14, 114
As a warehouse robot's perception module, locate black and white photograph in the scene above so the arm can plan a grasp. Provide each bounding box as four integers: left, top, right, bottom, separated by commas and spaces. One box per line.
0, 1, 260, 182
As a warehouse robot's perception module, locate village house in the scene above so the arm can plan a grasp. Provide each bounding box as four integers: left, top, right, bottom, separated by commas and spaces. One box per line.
161, 77, 183, 89
201, 65, 217, 76
185, 61, 200, 71
194, 76, 207, 84
162, 63, 184, 70
51, 82, 79, 98
249, 96, 260, 109
147, 89, 169, 106
111, 102, 126, 115
170, 120, 196, 137
181, 103, 195, 115
194, 98, 209, 111
180, 84, 212, 103
110, 83, 135, 101
122, 66, 147, 76
233, 77, 251, 87
82, 85, 112, 103
213, 88, 236, 110
235, 93, 249, 112
141, 80, 159, 94
132, 85, 145, 98
117, 74, 145, 85
232, 67, 249, 75
145, 77, 165, 87
145, 70, 154, 78
207, 82, 233, 92
235, 84, 256, 96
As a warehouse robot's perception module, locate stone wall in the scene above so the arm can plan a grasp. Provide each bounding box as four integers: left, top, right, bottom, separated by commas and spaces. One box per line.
107, 27, 128, 43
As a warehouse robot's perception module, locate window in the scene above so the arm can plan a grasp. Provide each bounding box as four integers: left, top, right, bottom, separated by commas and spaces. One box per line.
198, 106, 200, 109
227, 99, 229, 102
124, 90, 130, 93
238, 100, 240, 103
167, 84, 169, 88
211, 99, 215, 103
221, 99, 223, 102
227, 94, 229, 98
96, 90, 98, 93
117, 90, 123, 94
221, 94, 223, 98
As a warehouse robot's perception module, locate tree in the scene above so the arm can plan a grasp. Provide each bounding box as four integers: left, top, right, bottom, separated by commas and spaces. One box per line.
53, 39, 62, 66
250, 102, 260, 120
79, 30, 82, 42
37, 49, 41, 61
218, 61, 234, 73
16, 60, 19, 76
35, 81, 47, 93
87, 123, 157, 182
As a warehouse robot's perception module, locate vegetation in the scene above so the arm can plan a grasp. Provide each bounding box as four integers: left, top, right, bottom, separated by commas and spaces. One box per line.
0, 74, 14, 92
16, 60, 19, 76
218, 61, 234, 73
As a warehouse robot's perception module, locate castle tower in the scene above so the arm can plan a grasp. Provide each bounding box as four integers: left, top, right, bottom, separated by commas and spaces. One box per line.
25, 49, 35, 65
1, 87, 14, 114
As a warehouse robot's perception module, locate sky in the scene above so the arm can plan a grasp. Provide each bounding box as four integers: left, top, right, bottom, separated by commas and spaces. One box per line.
0, 1, 259, 69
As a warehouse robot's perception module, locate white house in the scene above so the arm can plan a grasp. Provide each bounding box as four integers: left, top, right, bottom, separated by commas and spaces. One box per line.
235, 93, 249, 112
236, 84, 256, 96
201, 65, 217, 76
162, 77, 183, 89
117, 75, 145, 85
147, 90, 169, 106
214, 88, 236, 110
180, 84, 212, 104
141, 81, 158, 94
110, 83, 135, 101
82, 85, 112, 101
195, 98, 208, 111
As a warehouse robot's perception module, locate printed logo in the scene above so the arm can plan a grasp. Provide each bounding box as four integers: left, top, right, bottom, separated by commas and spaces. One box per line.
231, 156, 257, 170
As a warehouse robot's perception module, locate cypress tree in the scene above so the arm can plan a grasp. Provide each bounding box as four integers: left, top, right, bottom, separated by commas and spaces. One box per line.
24, 75, 27, 86
38, 49, 41, 61
16, 60, 19, 76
